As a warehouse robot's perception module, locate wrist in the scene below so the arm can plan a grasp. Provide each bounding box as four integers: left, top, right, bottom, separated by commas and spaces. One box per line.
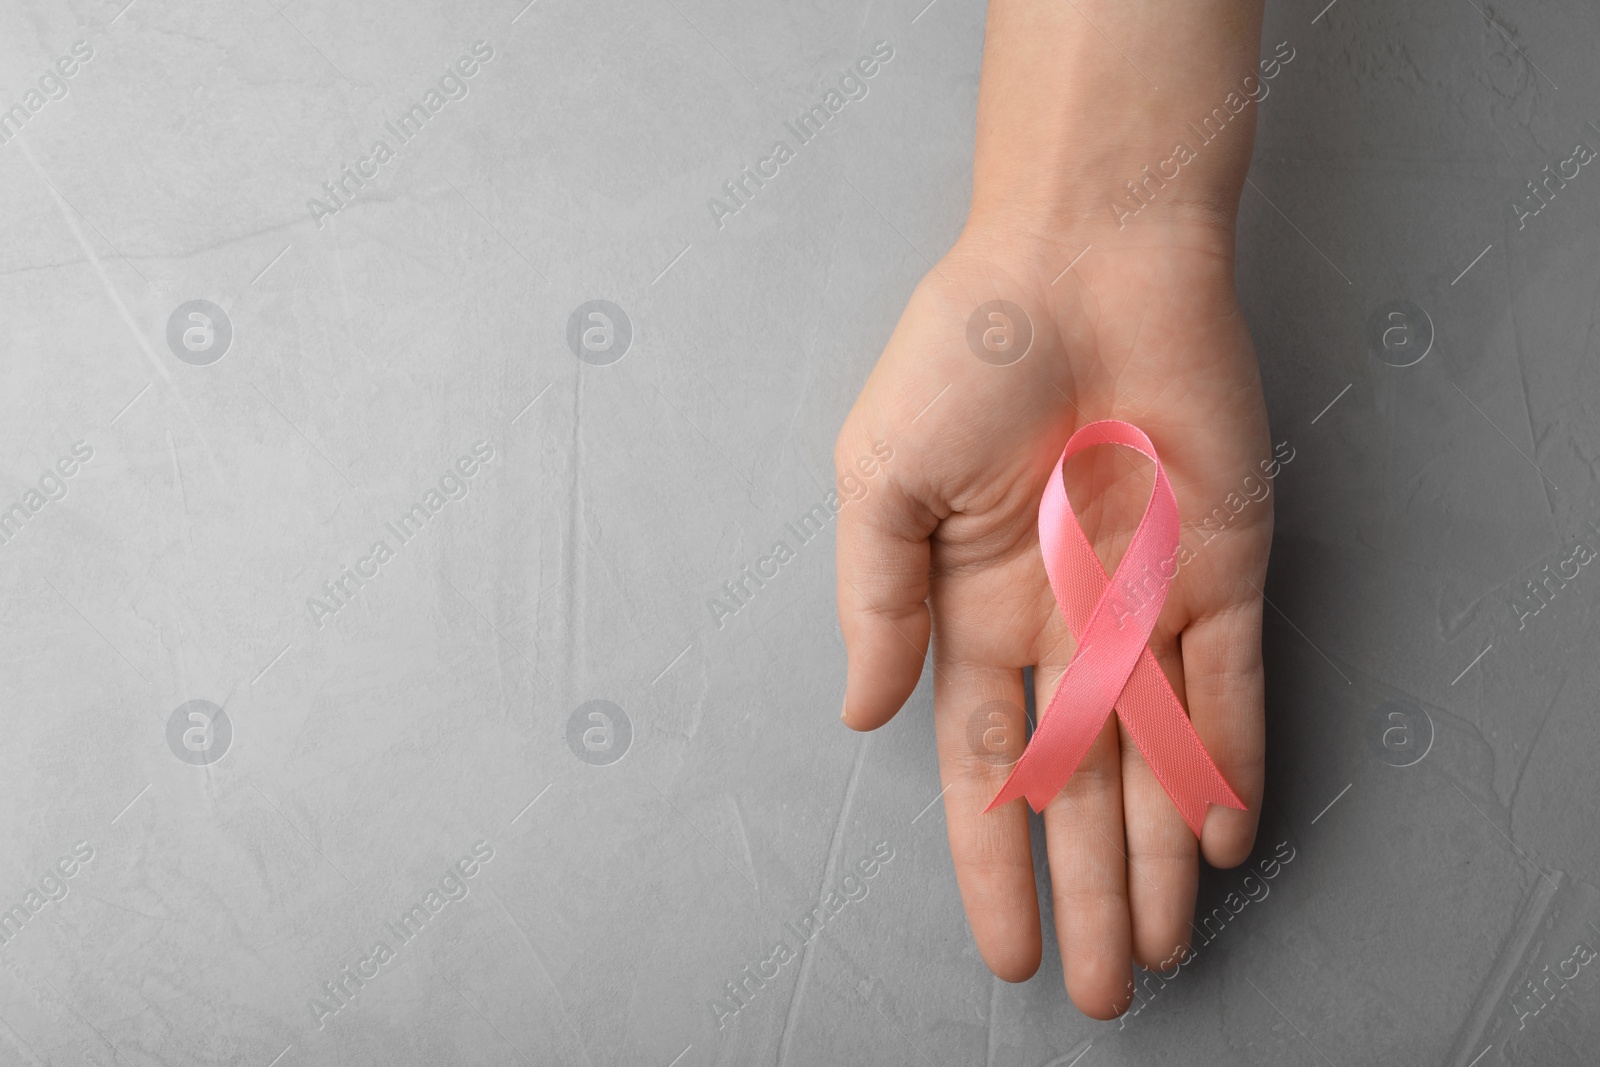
957, 188, 1241, 282
965, 77, 1274, 243
965, 2, 1286, 245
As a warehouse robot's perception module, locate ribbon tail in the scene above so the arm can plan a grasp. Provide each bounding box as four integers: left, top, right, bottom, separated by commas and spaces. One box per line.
1151, 762, 1242, 839
1115, 651, 1246, 837
984, 680, 1113, 815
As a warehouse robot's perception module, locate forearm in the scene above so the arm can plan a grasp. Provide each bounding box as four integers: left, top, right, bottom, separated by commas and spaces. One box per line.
967, 0, 1279, 240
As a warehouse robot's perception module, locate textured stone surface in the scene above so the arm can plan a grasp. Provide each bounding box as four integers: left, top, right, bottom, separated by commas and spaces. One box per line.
0, 0, 1596, 1064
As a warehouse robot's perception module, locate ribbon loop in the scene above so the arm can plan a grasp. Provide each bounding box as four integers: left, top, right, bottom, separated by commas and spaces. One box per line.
984, 420, 1244, 836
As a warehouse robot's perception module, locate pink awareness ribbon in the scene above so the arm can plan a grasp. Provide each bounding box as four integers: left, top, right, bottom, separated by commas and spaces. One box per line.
985, 419, 1245, 836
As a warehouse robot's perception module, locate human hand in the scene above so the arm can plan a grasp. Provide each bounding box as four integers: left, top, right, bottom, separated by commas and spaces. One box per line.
833, 211, 1273, 1017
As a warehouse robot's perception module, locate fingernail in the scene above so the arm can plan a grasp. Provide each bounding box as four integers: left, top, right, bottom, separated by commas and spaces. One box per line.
840, 699, 849, 723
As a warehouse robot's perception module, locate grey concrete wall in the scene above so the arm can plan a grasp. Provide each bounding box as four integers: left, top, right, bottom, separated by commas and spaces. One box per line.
0, 0, 1596, 1064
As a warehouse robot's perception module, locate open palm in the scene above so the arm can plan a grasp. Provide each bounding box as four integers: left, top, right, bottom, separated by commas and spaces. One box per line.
835, 219, 1273, 1017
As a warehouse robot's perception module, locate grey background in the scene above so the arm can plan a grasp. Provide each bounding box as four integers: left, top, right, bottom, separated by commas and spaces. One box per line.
0, 0, 1596, 1063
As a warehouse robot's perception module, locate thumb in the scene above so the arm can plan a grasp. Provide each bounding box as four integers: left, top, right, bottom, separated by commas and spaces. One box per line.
835, 443, 935, 731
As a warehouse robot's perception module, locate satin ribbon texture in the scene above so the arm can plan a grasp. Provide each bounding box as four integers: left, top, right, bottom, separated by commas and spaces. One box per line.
984, 419, 1245, 836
